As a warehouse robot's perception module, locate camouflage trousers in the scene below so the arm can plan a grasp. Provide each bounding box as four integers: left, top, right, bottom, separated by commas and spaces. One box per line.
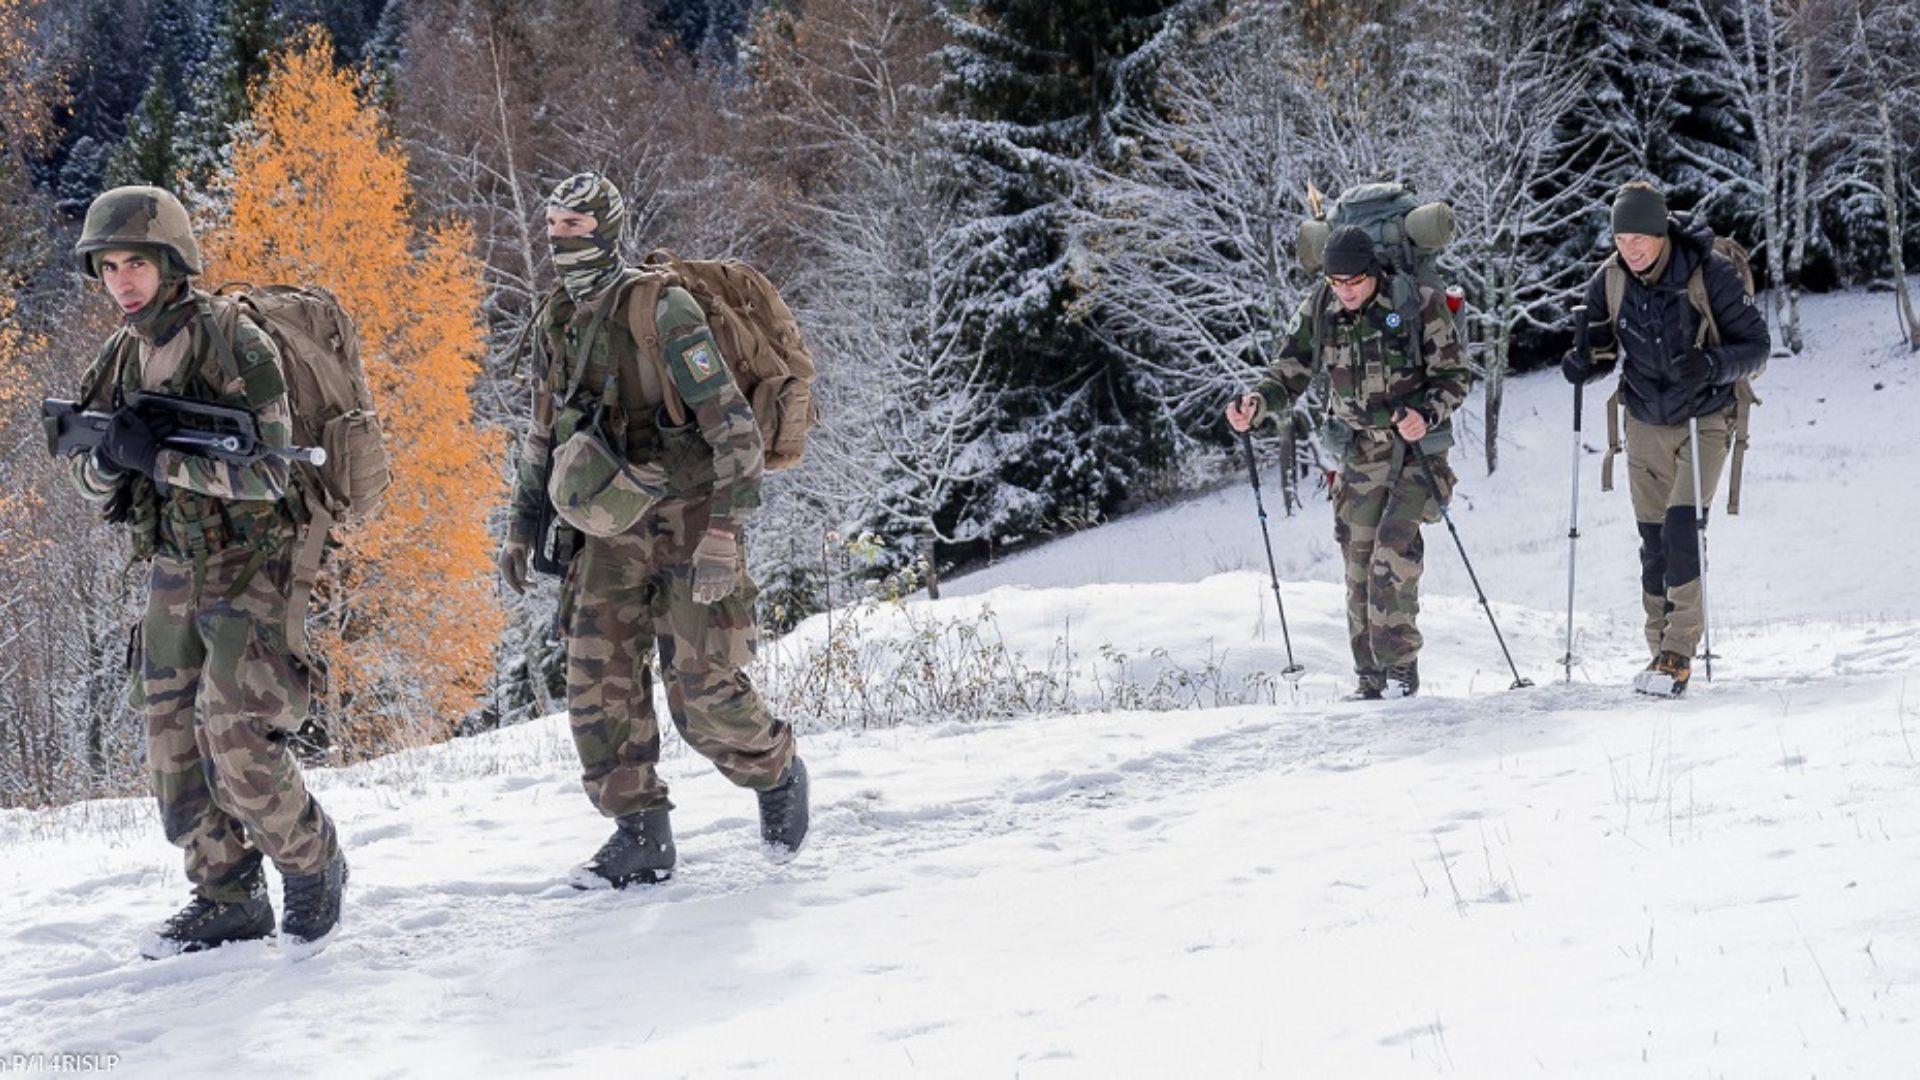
1626, 409, 1732, 658
1333, 437, 1454, 675
563, 513, 795, 818
142, 544, 337, 902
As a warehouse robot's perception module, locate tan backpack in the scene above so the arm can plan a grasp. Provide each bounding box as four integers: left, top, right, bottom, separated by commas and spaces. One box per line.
205, 283, 390, 687
626, 251, 819, 470
1598, 236, 1763, 514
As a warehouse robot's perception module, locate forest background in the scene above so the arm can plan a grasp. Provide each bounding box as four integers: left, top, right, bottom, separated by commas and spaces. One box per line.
2, 0, 1915, 807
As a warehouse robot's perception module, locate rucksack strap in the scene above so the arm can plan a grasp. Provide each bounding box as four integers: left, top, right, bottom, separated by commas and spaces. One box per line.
1686, 268, 1719, 346
286, 503, 332, 698
563, 282, 631, 410
1600, 385, 1624, 493
1726, 378, 1760, 516
622, 274, 688, 427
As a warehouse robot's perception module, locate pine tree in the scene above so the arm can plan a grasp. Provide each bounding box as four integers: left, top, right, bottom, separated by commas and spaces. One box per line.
103, 62, 181, 187
204, 28, 505, 751
940, 0, 1197, 548
176, 0, 281, 187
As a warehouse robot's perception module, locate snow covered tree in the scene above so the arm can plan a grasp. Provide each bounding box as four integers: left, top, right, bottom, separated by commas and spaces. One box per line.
753, 0, 998, 596
1071, 4, 1325, 509
939, 0, 1205, 547
1842, 0, 1920, 347
1432, 0, 1620, 472
103, 62, 181, 187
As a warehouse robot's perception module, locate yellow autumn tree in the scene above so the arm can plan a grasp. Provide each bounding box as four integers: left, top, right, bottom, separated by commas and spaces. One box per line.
203, 28, 504, 747
0, 288, 41, 545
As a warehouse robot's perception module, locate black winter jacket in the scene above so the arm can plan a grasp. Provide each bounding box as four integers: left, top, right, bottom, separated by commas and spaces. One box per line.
1574, 213, 1770, 427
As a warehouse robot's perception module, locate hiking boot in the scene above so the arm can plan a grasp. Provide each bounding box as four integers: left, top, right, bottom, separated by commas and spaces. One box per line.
140, 875, 275, 959
1632, 650, 1691, 698
1384, 661, 1419, 699
1343, 671, 1385, 701
281, 848, 349, 945
758, 757, 810, 856
572, 807, 676, 889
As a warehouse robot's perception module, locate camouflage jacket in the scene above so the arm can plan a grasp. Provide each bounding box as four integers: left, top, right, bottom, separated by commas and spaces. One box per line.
70, 292, 298, 558
512, 277, 763, 535
1255, 283, 1470, 442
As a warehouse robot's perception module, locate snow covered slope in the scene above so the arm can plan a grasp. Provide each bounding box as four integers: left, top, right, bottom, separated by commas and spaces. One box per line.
3, 290, 1918, 1078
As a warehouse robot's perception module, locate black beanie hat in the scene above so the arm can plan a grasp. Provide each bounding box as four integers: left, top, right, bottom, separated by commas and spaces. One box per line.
1611, 184, 1669, 237
1323, 226, 1378, 278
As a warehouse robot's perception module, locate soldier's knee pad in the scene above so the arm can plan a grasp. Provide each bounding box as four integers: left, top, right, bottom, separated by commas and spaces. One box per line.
1636, 522, 1666, 596
1662, 505, 1700, 587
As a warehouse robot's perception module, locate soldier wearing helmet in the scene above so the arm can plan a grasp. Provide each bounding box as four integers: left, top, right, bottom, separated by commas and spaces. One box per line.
65, 186, 348, 957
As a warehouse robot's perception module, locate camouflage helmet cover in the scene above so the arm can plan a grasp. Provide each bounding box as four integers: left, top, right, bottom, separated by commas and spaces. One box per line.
73, 186, 204, 276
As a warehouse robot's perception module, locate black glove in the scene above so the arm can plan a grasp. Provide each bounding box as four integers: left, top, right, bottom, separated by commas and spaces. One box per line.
1673, 347, 1715, 385
101, 408, 163, 479
1560, 350, 1591, 385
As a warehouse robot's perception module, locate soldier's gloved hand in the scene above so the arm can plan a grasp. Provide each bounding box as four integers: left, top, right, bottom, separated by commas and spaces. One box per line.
691, 528, 739, 604
103, 408, 163, 480
497, 507, 540, 595
497, 538, 530, 595
1673, 347, 1716, 385
1560, 350, 1591, 385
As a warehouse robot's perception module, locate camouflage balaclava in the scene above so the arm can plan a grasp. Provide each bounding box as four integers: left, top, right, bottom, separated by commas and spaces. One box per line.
548, 172, 627, 303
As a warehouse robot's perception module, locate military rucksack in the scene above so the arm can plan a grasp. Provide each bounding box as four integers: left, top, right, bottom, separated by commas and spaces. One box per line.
1295, 181, 1459, 360
1596, 235, 1763, 514
623, 251, 819, 471
202, 283, 391, 684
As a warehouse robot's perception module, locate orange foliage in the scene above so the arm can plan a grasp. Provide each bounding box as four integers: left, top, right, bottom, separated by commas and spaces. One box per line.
0, 0, 57, 161
202, 28, 504, 734
0, 288, 43, 543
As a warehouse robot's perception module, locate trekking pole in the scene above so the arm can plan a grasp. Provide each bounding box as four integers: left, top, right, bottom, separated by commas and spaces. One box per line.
1687, 415, 1715, 682
1562, 305, 1589, 682
1239, 429, 1306, 682
1393, 411, 1533, 690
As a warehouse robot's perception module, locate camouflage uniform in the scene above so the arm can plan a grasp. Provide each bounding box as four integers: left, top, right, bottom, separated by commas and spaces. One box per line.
1253, 285, 1471, 681
70, 292, 338, 904
510, 277, 796, 817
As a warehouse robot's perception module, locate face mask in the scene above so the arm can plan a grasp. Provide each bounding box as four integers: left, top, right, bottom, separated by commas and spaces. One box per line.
550, 232, 624, 303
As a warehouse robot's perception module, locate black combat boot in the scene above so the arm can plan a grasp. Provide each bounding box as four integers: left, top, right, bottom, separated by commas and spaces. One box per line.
1384, 661, 1420, 699
141, 873, 276, 959
572, 807, 676, 889
281, 848, 349, 945
757, 756, 810, 856
1343, 671, 1385, 701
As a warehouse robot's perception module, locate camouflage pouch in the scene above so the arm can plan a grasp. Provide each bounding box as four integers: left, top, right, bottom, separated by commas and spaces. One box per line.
547, 425, 669, 538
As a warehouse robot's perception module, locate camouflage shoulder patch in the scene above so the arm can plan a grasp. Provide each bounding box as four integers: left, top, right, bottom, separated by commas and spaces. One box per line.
665, 327, 731, 405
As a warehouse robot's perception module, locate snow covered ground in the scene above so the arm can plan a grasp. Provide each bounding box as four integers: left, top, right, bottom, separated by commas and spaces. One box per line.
3, 290, 1918, 1078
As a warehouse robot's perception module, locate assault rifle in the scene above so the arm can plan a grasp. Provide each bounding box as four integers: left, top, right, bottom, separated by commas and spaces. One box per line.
42, 392, 328, 467
528, 445, 580, 577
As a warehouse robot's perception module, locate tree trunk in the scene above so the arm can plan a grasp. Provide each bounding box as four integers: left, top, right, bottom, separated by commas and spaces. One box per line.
922, 529, 941, 600
1876, 92, 1920, 349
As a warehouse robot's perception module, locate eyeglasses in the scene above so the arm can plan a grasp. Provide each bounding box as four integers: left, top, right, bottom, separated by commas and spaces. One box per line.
1325, 273, 1371, 288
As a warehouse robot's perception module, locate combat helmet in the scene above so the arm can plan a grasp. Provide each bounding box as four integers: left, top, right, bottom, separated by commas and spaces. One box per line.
72, 186, 203, 277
